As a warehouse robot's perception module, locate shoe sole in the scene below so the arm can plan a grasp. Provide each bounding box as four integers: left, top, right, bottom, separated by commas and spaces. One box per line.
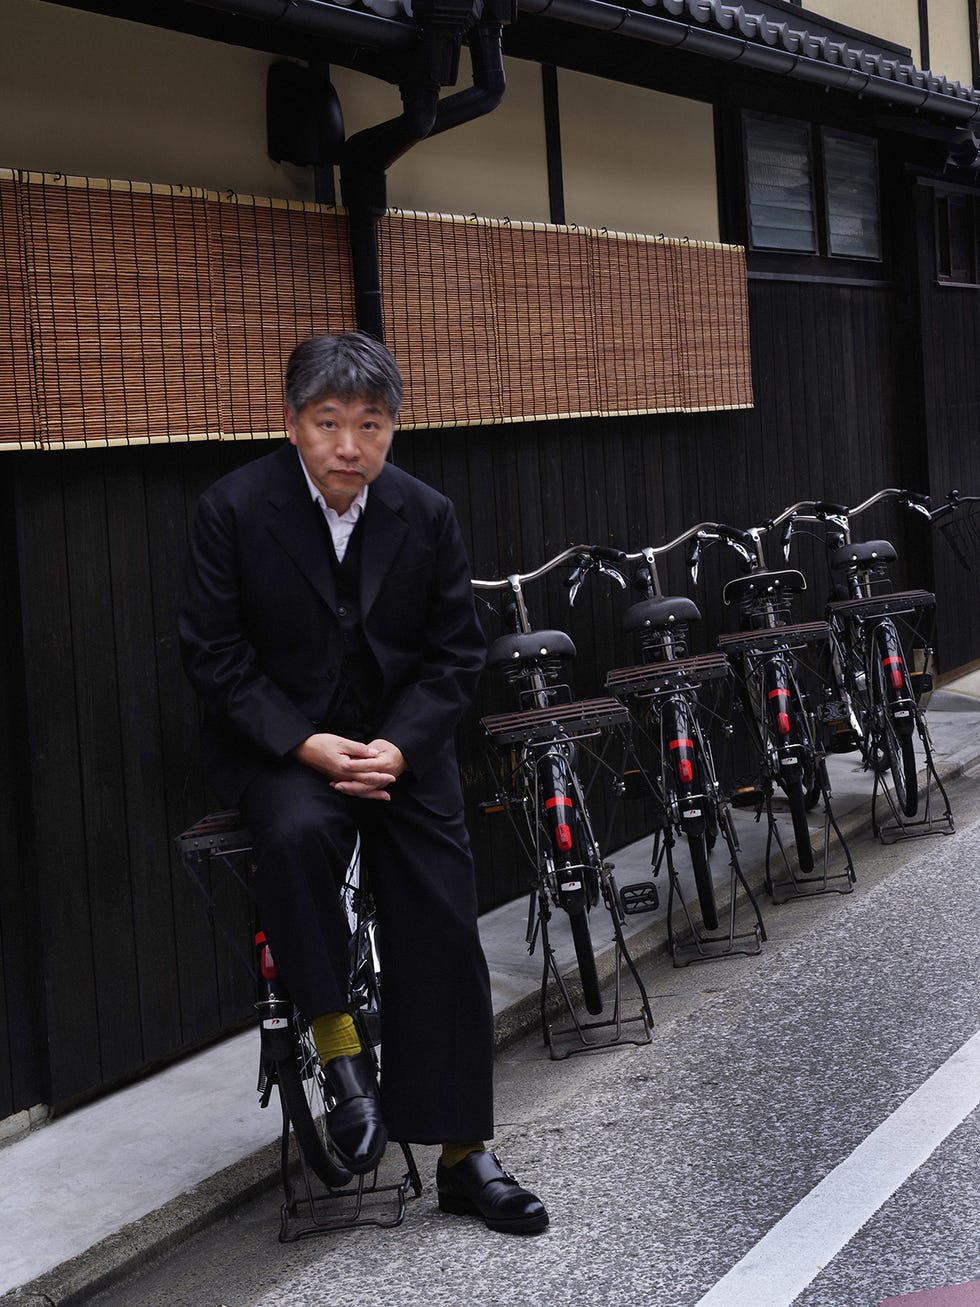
437, 1193, 549, 1234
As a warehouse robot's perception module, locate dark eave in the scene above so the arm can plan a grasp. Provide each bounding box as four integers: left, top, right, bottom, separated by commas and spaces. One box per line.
42, 0, 980, 122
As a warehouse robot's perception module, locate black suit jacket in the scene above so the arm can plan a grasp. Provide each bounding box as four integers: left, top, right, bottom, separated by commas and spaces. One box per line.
178, 443, 486, 811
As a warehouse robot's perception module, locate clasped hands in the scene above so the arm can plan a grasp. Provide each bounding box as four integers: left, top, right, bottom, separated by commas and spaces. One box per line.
293, 733, 406, 801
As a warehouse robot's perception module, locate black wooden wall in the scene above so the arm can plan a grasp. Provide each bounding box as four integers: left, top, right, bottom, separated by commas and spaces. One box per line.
916, 185, 980, 673
0, 270, 971, 1119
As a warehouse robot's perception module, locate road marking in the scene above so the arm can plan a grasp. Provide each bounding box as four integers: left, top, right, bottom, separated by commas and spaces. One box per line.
695, 1028, 980, 1307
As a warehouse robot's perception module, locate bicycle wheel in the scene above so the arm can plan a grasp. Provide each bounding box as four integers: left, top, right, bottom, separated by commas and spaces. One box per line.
784, 778, 814, 873
567, 904, 602, 1016
873, 632, 919, 817
686, 826, 719, 932
274, 1017, 354, 1189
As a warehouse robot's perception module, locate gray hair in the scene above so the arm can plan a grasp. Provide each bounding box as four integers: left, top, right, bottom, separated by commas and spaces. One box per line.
284, 333, 404, 419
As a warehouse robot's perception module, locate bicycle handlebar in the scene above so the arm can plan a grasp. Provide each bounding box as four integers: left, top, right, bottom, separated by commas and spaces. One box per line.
471, 545, 599, 592
928, 489, 980, 523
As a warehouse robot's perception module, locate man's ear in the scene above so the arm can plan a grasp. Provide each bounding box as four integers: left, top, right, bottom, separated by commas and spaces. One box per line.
284, 404, 297, 444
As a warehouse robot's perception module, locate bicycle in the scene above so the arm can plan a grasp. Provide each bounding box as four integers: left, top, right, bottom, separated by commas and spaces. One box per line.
473, 546, 654, 1056
604, 522, 766, 961
777, 489, 953, 837
176, 811, 421, 1240
715, 517, 854, 899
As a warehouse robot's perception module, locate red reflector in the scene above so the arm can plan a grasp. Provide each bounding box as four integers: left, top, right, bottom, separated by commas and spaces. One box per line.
777, 712, 790, 735
884, 655, 904, 690
259, 943, 278, 980
255, 930, 267, 945
545, 796, 573, 809
555, 823, 574, 851
678, 759, 694, 784
668, 738, 694, 750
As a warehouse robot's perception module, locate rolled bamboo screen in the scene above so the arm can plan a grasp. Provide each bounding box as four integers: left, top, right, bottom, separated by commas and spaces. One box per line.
0, 170, 751, 450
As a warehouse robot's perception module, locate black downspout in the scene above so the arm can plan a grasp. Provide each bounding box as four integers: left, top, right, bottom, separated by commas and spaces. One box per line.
341, 84, 442, 341
339, 22, 507, 341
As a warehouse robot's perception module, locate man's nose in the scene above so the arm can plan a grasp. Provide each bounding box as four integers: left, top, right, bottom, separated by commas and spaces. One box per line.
335, 428, 359, 458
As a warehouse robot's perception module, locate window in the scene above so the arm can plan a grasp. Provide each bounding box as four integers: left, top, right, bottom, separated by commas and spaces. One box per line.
744, 115, 882, 261
935, 191, 980, 284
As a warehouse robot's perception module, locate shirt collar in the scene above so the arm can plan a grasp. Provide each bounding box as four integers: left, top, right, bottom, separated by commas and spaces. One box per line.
295, 448, 369, 522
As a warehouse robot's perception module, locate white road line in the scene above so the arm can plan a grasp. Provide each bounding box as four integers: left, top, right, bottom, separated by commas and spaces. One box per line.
696, 1028, 980, 1307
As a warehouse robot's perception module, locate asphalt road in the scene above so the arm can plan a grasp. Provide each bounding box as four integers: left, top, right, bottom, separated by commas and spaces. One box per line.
88, 766, 980, 1307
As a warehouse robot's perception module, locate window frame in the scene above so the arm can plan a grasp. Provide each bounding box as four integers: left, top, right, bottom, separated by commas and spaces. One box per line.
934, 186, 980, 287
741, 111, 884, 270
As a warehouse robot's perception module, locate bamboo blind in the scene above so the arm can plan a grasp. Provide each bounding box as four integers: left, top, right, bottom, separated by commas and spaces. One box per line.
0, 170, 751, 450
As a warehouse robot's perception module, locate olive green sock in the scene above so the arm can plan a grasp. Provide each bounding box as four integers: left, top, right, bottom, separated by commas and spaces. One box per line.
310, 1012, 362, 1064
440, 1141, 487, 1169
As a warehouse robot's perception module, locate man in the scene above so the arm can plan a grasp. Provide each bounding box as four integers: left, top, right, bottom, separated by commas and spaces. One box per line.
179, 332, 547, 1235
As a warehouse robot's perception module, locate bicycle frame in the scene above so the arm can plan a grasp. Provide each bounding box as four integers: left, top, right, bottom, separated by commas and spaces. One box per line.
474, 546, 653, 1054
606, 523, 766, 959
761, 488, 953, 838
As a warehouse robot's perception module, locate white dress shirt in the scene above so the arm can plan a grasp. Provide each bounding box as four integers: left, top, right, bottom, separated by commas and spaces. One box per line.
296, 453, 369, 562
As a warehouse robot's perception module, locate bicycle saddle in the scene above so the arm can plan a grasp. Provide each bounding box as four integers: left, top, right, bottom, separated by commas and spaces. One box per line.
723, 568, 807, 605
623, 595, 701, 633
828, 539, 896, 572
486, 629, 577, 669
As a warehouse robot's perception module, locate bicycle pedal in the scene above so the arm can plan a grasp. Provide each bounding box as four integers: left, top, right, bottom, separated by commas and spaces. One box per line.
826, 726, 860, 753
619, 881, 660, 915
909, 670, 933, 701
730, 785, 764, 809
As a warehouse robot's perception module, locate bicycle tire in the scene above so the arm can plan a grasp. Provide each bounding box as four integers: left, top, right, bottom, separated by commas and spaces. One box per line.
274, 1019, 354, 1190
784, 778, 814, 873
873, 632, 919, 817
686, 827, 719, 932
568, 905, 603, 1016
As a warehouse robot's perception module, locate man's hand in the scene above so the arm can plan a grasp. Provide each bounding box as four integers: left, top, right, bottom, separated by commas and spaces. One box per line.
292, 734, 406, 801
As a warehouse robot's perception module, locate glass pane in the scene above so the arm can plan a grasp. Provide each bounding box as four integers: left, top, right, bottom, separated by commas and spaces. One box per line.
825, 133, 882, 260
745, 117, 817, 253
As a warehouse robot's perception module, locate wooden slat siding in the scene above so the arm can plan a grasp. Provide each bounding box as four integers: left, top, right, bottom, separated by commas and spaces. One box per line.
918, 266, 980, 670
0, 472, 45, 1116
105, 452, 188, 1060
14, 459, 102, 1104
172, 442, 258, 1035
63, 456, 145, 1086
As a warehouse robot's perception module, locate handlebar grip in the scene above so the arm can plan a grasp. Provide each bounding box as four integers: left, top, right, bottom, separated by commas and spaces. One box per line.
717, 524, 756, 547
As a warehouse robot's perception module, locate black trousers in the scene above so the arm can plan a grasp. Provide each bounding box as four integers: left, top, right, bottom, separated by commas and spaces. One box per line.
240, 759, 495, 1144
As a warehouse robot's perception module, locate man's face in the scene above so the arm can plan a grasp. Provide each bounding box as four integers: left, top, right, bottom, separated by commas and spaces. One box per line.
286, 394, 395, 513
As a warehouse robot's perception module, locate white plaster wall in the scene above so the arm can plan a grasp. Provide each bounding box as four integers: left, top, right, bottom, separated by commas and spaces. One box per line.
558, 70, 719, 242
927, 0, 977, 83
812, 0, 921, 60
1, 0, 311, 197
331, 57, 551, 221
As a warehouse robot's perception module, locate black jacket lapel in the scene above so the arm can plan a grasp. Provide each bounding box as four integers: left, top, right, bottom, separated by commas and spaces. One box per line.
264, 444, 338, 613
360, 464, 410, 617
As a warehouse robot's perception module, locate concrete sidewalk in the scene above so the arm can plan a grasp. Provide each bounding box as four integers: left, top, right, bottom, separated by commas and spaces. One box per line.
3, 673, 979, 1305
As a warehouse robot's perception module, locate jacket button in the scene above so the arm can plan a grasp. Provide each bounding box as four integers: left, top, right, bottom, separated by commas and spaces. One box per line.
338, 605, 348, 616
326, 668, 336, 681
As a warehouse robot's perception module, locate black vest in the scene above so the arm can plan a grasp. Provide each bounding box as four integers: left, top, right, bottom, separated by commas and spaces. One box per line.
325, 513, 383, 739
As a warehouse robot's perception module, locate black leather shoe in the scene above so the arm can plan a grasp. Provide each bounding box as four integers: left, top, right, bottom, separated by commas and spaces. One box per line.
436, 1151, 549, 1234
321, 1052, 387, 1175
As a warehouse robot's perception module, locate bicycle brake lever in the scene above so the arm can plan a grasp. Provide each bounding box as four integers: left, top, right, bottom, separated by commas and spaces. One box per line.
596, 561, 627, 588
780, 517, 794, 563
